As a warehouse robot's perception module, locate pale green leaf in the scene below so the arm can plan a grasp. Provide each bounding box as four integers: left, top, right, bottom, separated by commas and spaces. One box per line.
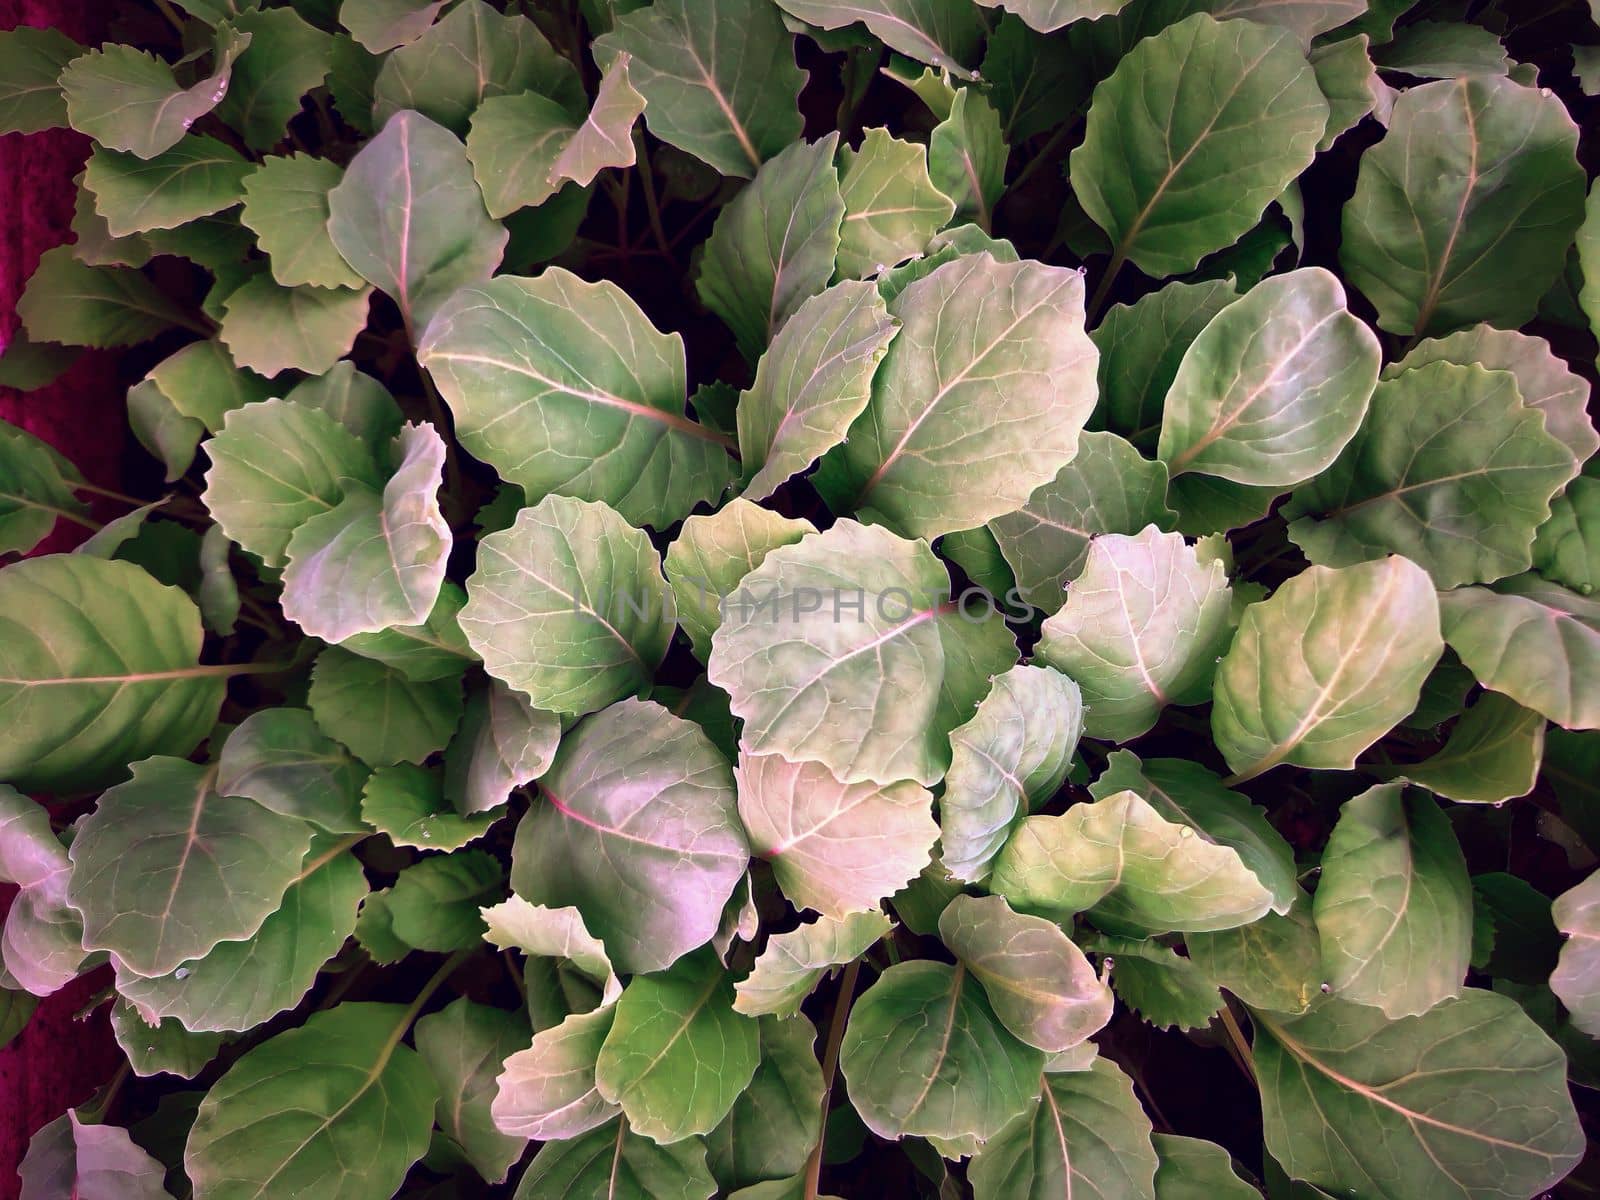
0, 786, 69, 888
68, 757, 312, 977
1552, 870, 1600, 1037
20, 1111, 170, 1200
707, 1014, 823, 1190
328, 109, 507, 333
1340, 74, 1585, 336
736, 750, 937, 918
460, 496, 676, 716
308, 646, 464, 765
874, 222, 1018, 303
738, 282, 897, 501
840, 960, 1045, 1143
1211, 557, 1444, 781
511, 698, 746, 974
3, 871, 91, 997
217, 8, 334, 148
217, 707, 369, 833
418, 270, 735, 528
185, 1003, 438, 1200
1070, 14, 1327, 276
774, 0, 984, 76
340, 0, 447, 51
928, 88, 1006, 230
940, 664, 1082, 884
415, 997, 529, 1184
733, 911, 891, 1017
1186, 890, 1321, 1015
828, 253, 1098, 539
665, 499, 816, 661
340, 580, 475, 683
1406, 692, 1545, 804
1535, 477, 1600, 595
1097, 935, 1223, 1031
1308, 33, 1388, 151
0, 26, 81, 134
444, 679, 561, 816
708, 520, 950, 786
1158, 268, 1380, 487
940, 894, 1112, 1052
694, 135, 846, 362
0, 421, 89, 557
512, 1117, 716, 1200
0, 555, 225, 792
219, 274, 372, 376
111, 999, 228, 1079
835, 129, 954, 278
1254, 991, 1583, 1200
595, 947, 761, 1142
972, 0, 1128, 35
1152, 1134, 1258, 1200
127, 339, 272, 481
595, 0, 804, 177
240, 154, 366, 289
932, 590, 1021, 752
83, 135, 249, 237
363, 763, 499, 850
493, 1004, 620, 1141
18, 245, 195, 348
480, 896, 620, 1003
1313, 782, 1472, 1018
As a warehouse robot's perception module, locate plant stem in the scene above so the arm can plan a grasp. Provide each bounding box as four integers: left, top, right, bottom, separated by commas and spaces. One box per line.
803, 958, 862, 1200
1085, 249, 1126, 326
1219, 1001, 1256, 1085
152, 0, 186, 36
71, 480, 151, 507
634, 131, 673, 263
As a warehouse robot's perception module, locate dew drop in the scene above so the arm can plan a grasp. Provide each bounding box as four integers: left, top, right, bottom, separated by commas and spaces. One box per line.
174, 967, 190, 980
1319, 982, 1331, 994
1178, 825, 1194, 838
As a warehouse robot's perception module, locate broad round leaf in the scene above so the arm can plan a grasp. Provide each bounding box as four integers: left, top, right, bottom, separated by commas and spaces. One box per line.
513, 1116, 716, 1200
308, 647, 465, 766
1152, 1134, 1257, 1200
706, 1013, 823, 1190
0, 556, 226, 793
415, 997, 529, 1185
362, 763, 499, 850
185, 1002, 438, 1199
511, 698, 747, 975
774, 0, 983, 76
708, 520, 950, 786
839, 960, 1045, 1144
217, 707, 369, 833
462, 496, 676, 716
1070, 14, 1328, 276
733, 911, 891, 1018
1157, 268, 1381, 487
1185, 890, 1321, 1016
1254, 991, 1583, 1200
835, 129, 955, 279
83, 135, 250, 237
494, 1004, 620, 1141
444, 679, 562, 816
736, 750, 937, 918
240, 153, 366, 290
1211, 557, 1444, 781
218, 275, 373, 377
1405, 691, 1545, 804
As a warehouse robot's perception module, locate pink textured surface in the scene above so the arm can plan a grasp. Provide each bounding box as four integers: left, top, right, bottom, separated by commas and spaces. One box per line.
1, 3, 124, 1195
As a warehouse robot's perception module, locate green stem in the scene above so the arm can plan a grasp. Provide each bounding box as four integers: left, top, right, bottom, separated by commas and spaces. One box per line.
1085, 249, 1126, 327
152, 0, 186, 36
803, 957, 862, 1200
397, 949, 472, 1034
633, 131, 673, 263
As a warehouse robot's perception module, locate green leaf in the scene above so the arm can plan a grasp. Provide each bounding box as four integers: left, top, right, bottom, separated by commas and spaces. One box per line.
1186, 890, 1321, 1015
1440, 573, 1600, 731
939, 894, 1112, 1052
418, 270, 734, 528
1094, 935, 1222, 1031
0, 556, 225, 792
0, 785, 69, 889
1340, 74, 1585, 337
828, 253, 1098, 539
372, 0, 581, 135
68, 757, 313, 977
217, 707, 369, 833
1090, 751, 1298, 915
1373, 19, 1510, 79
835, 129, 955, 278
988, 432, 1177, 614
1152, 1134, 1257, 1200
1308, 33, 1388, 151
707, 1013, 823, 1190
708, 520, 949, 786
219, 274, 373, 376
202, 398, 378, 567
185, 1003, 438, 1199
1071, 14, 1327, 277
1581, 182, 1600, 340
940, 664, 1082, 884
511, 698, 746, 975
733, 911, 890, 1018
308, 646, 464, 766
1406, 692, 1545, 804
288, 359, 406, 449
240, 155, 366, 289
83, 136, 249, 237
513, 1117, 716, 1200
1285, 363, 1578, 589
1036, 527, 1232, 741
60, 26, 250, 159
1211, 557, 1444, 781
415, 997, 529, 1184
928, 88, 1006, 230
1157, 268, 1380, 487
480, 896, 620, 1003
340, 581, 475, 683
1313, 782, 1472, 1018
1535, 477, 1600, 595
736, 750, 937, 918
1552, 869, 1600, 1037
494, 1004, 620, 1141
461, 496, 676, 716
695, 135, 846, 362
992, 789, 1274, 936
217, 8, 334, 148
595, 947, 761, 1142
0, 26, 81, 133
444, 679, 561, 816
840, 960, 1045, 1143
117, 839, 366, 1032
18, 246, 195, 348
775, 0, 984, 76
283, 423, 451, 642
4, 870, 91, 997
665, 500, 816, 661
737, 282, 898, 502
1254, 991, 1583, 1200
363, 763, 498, 850
340, 0, 448, 51
111, 998, 229, 1079
969, 1056, 1157, 1199
595, 0, 803, 177
0, 331, 77, 392
0, 421, 89, 557
0, 988, 35, 1050
384, 849, 502, 951
127, 339, 272, 481
20, 1111, 170, 1200
328, 109, 507, 334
